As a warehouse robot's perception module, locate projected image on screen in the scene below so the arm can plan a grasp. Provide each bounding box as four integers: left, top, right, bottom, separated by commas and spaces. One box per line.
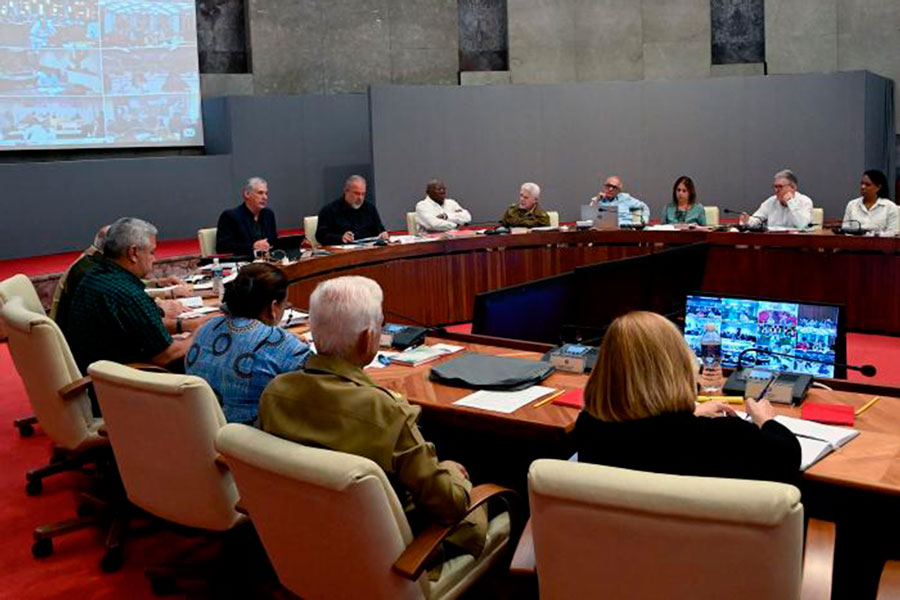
0, 0, 202, 150
684, 295, 839, 378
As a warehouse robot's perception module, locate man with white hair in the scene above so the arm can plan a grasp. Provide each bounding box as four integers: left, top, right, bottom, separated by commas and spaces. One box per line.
66, 217, 200, 375
259, 276, 486, 561
216, 176, 279, 256
316, 175, 388, 244
500, 181, 550, 227
740, 169, 813, 229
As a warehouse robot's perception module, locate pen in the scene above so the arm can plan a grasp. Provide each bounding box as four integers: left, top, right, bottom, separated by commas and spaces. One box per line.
696, 395, 744, 404
855, 396, 881, 416
534, 389, 565, 408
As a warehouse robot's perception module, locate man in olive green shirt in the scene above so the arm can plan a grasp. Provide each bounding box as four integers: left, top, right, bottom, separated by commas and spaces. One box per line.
259, 276, 485, 560
500, 181, 550, 228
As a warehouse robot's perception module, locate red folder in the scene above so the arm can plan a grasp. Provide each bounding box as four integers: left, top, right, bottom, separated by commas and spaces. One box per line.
800, 402, 855, 426
553, 388, 584, 409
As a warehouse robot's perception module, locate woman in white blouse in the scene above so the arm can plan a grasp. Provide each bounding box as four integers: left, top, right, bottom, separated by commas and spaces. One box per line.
842, 169, 899, 235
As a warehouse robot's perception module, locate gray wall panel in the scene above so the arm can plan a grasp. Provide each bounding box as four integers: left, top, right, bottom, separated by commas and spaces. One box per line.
372, 72, 885, 227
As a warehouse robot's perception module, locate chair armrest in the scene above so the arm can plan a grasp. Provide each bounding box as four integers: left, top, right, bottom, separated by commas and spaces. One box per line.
392, 483, 520, 580
59, 376, 92, 401
509, 519, 535, 577
877, 560, 900, 599
801, 518, 835, 600
214, 453, 230, 471
234, 498, 249, 516
125, 362, 171, 373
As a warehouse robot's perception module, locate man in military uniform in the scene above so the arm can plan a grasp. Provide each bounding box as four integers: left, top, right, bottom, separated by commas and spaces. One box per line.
259, 275, 486, 563
500, 181, 550, 228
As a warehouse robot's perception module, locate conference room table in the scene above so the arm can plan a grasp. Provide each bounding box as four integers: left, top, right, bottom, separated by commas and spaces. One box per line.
281, 228, 900, 335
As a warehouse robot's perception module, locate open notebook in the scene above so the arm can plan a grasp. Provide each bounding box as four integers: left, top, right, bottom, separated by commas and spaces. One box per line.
738, 412, 859, 471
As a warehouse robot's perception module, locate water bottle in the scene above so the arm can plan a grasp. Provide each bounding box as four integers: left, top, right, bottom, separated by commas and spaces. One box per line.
698, 322, 724, 393
212, 257, 224, 302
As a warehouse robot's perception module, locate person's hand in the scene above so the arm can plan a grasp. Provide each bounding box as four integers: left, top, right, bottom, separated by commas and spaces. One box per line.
342, 231, 355, 243
745, 396, 776, 427
694, 401, 737, 418
441, 460, 470, 480
589, 197, 598, 207
253, 239, 271, 251
739, 212, 750, 225
156, 275, 186, 287
159, 299, 188, 318
171, 284, 192, 298
377, 231, 390, 241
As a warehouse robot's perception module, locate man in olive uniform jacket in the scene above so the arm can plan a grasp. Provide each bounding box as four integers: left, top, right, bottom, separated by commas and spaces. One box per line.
258, 275, 486, 565
500, 181, 550, 227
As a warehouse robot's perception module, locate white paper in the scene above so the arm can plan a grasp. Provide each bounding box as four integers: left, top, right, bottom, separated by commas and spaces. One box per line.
365, 350, 401, 369
177, 296, 205, 308
193, 281, 213, 290
645, 224, 678, 231
736, 412, 859, 471
453, 386, 556, 414
181, 306, 219, 319
280, 308, 308, 328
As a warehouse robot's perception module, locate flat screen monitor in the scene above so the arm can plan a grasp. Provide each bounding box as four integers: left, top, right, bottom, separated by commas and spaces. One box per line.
0, 0, 203, 151
684, 293, 846, 379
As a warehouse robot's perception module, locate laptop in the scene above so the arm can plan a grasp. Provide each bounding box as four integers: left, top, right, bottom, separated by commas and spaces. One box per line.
580, 204, 619, 230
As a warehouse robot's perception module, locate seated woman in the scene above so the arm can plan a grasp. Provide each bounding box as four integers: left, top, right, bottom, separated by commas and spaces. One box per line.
576, 311, 800, 483
661, 175, 706, 225
842, 169, 898, 235
186, 263, 311, 423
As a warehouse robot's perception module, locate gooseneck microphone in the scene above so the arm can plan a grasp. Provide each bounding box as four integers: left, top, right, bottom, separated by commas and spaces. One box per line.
832, 219, 867, 235
735, 347, 876, 377
721, 209, 768, 232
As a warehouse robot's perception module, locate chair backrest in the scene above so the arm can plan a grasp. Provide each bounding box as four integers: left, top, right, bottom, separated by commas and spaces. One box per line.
304, 215, 320, 248
0, 274, 45, 315
547, 211, 559, 227
704, 205, 720, 227
197, 227, 217, 257
406, 212, 418, 235
528, 459, 804, 600
0, 297, 95, 449
87, 361, 243, 532
811, 207, 824, 230
215, 423, 425, 600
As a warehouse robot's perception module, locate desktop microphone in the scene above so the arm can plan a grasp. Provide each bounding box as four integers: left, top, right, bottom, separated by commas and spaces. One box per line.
736, 347, 876, 377
721, 209, 767, 232
382, 308, 446, 337
831, 219, 867, 236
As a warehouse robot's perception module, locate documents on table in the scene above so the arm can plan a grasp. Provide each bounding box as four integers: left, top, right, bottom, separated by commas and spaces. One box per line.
280, 308, 308, 328
737, 411, 859, 471
180, 306, 219, 319
177, 296, 205, 308
453, 386, 556, 414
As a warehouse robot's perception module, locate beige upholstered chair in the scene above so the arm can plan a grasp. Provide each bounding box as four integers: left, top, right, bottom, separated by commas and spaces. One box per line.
527, 459, 810, 600
215, 423, 518, 600
406, 212, 419, 235
0, 297, 106, 495
811, 207, 824, 230
197, 227, 217, 257
547, 211, 559, 227
0, 274, 46, 435
704, 205, 720, 227
304, 215, 320, 248
879, 560, 900, 599
88, 361, 246, 576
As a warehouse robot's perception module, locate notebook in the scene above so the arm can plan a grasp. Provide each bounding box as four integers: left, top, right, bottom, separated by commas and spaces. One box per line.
800, 402, 855, 426
552, 388, 584, 409
773, 414, 859, 471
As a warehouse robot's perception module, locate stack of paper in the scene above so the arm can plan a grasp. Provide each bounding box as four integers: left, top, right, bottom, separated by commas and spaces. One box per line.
453, 386, 555, 414
390, 343, 464, 367
280, 308, 308, 328
177, 296, 205, 309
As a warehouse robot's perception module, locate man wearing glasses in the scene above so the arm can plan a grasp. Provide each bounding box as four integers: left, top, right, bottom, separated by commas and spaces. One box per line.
740, 169, 813, 229
590, 175, 650, 226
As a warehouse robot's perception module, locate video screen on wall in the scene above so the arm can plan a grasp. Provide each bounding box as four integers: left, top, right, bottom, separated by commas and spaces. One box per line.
684, 294, 842, 378
0, 0, 203, 150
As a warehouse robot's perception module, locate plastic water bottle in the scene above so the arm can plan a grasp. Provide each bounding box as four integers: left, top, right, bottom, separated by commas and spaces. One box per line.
211, 258, 224, 302
699, 322, 724, 393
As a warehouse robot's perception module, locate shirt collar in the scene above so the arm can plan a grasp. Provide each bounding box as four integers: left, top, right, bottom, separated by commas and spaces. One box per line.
304, 353, 377, 388
99, 256, 145, 287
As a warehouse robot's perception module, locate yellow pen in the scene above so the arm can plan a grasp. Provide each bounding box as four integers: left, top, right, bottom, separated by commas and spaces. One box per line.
696, 395, 745, 404
534, 389, 565, 408
855, 396, 881, 416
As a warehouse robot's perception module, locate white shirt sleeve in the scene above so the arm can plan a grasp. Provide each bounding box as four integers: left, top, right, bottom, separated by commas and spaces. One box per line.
751, 196, 774, 223
785, 193, 813, 228
443, 198, 471, 226
885, 200, 900, 236
842, 199, 856, 229
415, 198, 456, 232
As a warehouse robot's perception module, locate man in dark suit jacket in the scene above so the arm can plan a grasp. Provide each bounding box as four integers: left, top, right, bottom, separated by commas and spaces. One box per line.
216, 177, 278, 256
315, 175, 388, 245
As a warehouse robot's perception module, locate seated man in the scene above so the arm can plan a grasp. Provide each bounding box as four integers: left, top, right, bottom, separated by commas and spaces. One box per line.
66, 217, 201, 374
500, 182, 550, 228
741, 169, 813, 229
415, 179, 472, 233
316, 175, 388, 244
216, 177, 278, 256
590, 175, 650, 226
259, 276, 485, 561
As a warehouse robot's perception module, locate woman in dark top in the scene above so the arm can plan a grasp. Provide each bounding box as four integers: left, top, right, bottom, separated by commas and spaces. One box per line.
576, 311, 800, 484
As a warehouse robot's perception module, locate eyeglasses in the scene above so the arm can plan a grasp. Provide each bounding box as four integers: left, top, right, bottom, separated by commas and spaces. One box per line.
603, 183, 621, 190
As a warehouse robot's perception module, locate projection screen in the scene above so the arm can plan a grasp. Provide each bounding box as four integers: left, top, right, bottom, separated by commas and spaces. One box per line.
0, 0, 203, 150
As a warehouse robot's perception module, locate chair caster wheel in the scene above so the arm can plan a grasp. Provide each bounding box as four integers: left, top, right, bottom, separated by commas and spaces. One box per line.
32, 538, 53, 558
17, 423, 34, 437
25, 478, 42, 496
101, 548, 124, 572
76, 502, 94, 518
150, 576, 179, 596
